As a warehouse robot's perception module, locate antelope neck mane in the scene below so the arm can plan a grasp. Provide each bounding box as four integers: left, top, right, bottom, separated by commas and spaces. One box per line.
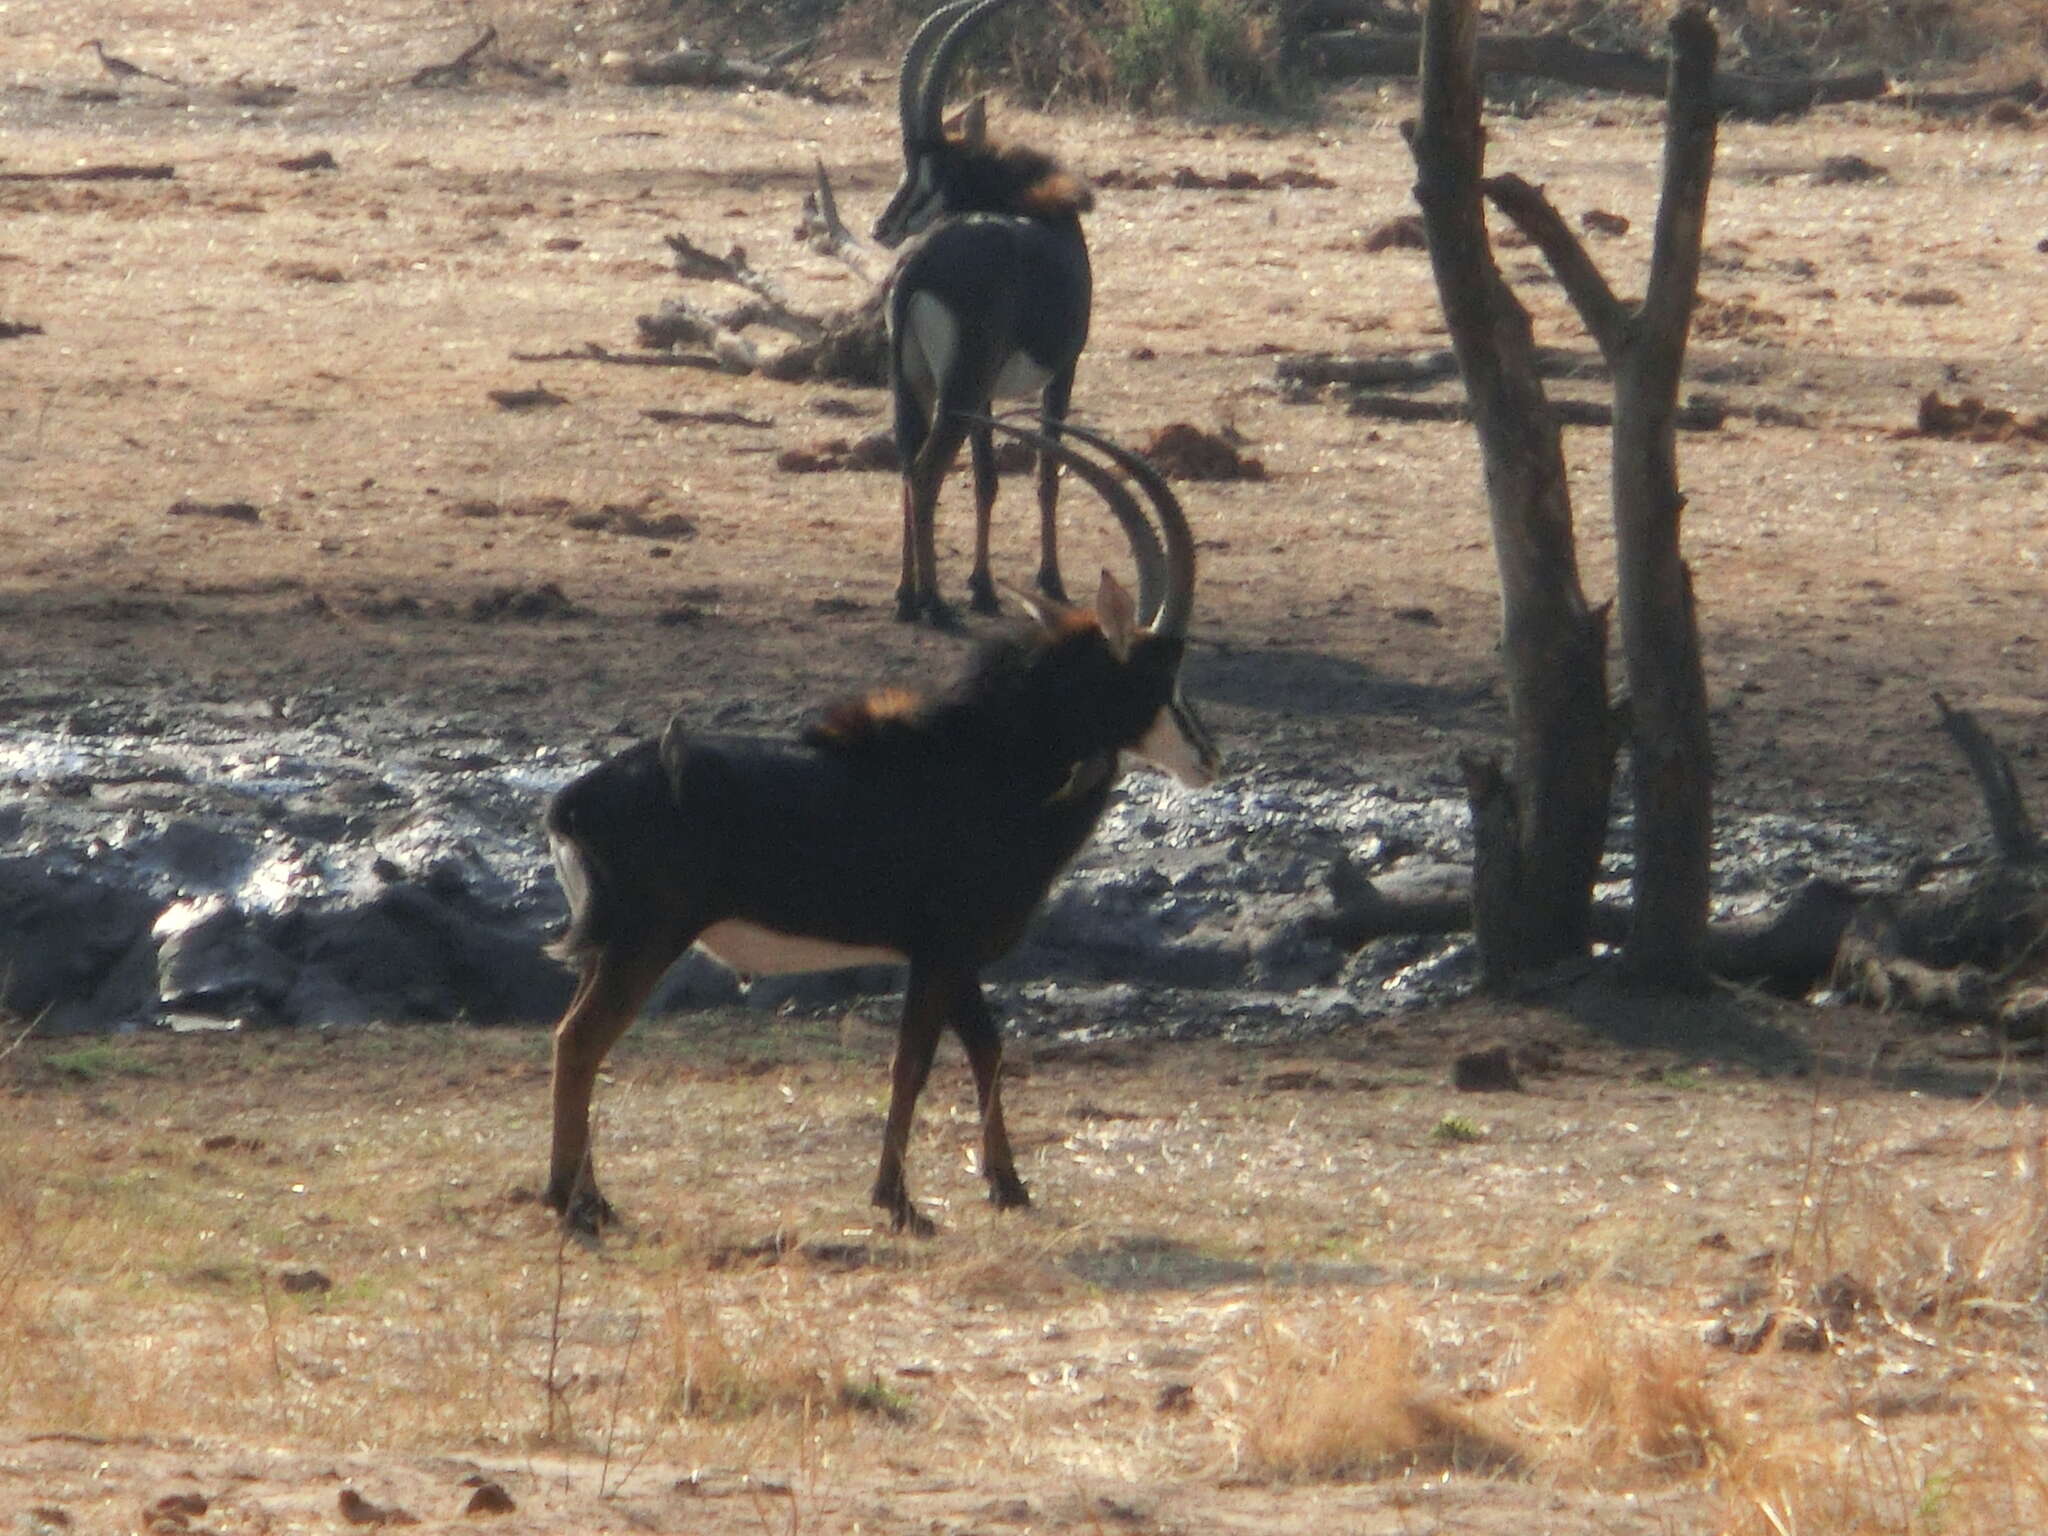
952, 139, 1094, 220
802, 614, 1105, 758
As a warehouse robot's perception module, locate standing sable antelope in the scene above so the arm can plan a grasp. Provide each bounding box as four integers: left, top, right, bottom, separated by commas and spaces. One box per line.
542, 421, 1219, 1236
874, 0, 1095, 624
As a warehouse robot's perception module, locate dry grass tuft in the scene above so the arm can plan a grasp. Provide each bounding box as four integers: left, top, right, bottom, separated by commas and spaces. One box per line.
1238, 1303, 1522, 1480
1511, 1298, 1725, 1481
657, 1288, 851, 1423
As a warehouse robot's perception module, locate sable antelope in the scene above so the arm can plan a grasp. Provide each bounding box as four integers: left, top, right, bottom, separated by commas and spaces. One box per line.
542, 421, 1218, 1237
874, 0, 1095, 624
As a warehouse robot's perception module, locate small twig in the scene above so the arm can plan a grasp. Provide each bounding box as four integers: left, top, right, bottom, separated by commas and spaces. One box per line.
596, 1312, 643, 1497
543, 1226, 571, 1442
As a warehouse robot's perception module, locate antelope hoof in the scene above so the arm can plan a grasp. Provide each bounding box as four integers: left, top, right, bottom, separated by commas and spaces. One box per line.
1035, 570, 1069, 606
896, 1204, 938, 1238
874, 1182, 938, 1237
894, 591, 959, 629
966, 574, 1000, 616
988, 1174, 1031, 1211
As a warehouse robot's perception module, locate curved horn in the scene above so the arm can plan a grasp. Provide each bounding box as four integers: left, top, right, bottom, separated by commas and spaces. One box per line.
1032, 419, 1196, 640
972, 415, 1166, 625
896, 0, 978, 156
915, 0, 1018, 147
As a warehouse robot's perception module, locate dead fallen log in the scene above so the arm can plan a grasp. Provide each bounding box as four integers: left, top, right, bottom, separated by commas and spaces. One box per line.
624, 44, 843, 103
1935, 692, 2040, 862
1279, 350, 1459, 389
1889, 78, 2048, 115
632, 204, 889, 387
1308, 852, 1857, 995
1303, 27, 1887, 119
1309, 698, 2047, 1017
1279, 346, 1606, 390
0, 163, 174, 182
1348, 390, 1726, 432
511, 343, 728, 371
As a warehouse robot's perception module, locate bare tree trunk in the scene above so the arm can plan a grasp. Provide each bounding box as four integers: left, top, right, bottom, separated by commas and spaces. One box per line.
1410, 0, 1615, 982
1476, 10, 1720, 989
1609, 11, 1717, 986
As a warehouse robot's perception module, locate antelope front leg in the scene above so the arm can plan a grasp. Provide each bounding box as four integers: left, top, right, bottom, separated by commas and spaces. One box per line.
952, 979, 1029, 1211
873, 966, 947, 1235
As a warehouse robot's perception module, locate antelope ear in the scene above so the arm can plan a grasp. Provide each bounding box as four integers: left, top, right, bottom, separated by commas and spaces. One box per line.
999, 578, 1067, 633
952, 92, 988, 147
1095, 570, 1137, 660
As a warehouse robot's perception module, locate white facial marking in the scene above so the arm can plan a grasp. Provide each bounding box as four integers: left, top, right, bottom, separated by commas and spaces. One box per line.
1132, 699, 1217, 789
696, 920, 905, 978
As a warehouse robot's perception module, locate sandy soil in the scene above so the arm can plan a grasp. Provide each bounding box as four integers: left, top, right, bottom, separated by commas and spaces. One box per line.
5, 0, 2048, 1529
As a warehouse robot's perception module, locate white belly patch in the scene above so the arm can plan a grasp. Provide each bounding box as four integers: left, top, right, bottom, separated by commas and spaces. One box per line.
695, 920, 905, 977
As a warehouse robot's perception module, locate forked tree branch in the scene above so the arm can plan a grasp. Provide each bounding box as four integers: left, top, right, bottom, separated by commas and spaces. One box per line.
1481, 174, 1628, 358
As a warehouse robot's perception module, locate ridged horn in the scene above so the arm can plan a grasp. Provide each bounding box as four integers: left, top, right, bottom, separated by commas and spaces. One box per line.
973, 415, 1166, 627
1029, 419, 1195, 640
896, 0, 978, 157
915, 0, 1018, 147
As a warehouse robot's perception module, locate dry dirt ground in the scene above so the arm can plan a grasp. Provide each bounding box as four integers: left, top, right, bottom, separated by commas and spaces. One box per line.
5, 0, 2048, 1530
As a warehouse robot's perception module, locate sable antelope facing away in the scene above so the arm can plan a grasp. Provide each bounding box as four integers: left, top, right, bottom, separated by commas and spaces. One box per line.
542, 421, 1218, 1236
874, 0, 1095, 624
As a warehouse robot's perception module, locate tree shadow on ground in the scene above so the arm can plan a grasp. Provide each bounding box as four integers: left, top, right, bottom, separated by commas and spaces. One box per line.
1551, 972, 1814, 1075
1551, 971, 2048, 1103
1062, 1233, 1394, 1293
1188, 644, 1493, 723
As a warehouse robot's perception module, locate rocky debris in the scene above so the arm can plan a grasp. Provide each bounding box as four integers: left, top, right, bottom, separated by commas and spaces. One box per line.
775, 431, 1036, 475
1906, 391, 2048, 444
166, 498, 260, 524
1814, 153, 1887, 184
468, 582, 580, 620
1452, 1043, 1523, 1092
1360, 214, 1427, 252
462, 1481, 515, 1516
1139, 423, 1267, 481
486, 384, 567, 411
337, 1488, 417, 1526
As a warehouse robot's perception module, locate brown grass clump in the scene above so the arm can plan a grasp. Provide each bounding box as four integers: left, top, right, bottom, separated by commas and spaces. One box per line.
1510, 1298, 1725, 1481
1237, 1303, 1521, 1479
